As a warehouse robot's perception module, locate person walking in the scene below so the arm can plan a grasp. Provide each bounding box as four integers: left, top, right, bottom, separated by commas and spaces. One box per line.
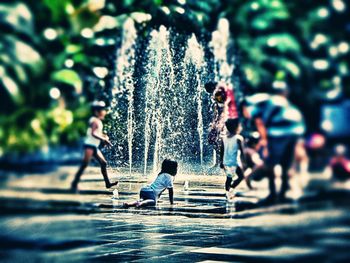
246, 83, 305, 203
71, 101, 118, 192
220, 118, 246, 201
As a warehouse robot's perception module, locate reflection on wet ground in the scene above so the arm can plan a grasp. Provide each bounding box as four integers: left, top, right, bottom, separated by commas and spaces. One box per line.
0, 166, 349, 262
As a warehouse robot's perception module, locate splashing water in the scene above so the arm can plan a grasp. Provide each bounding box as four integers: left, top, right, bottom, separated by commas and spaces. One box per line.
143, 26, 175, 174
109, 20, 238, 173
112, 18, 137, 173
210, 18, 241, 110
184, 34, 206, 165
208, 18, 235, 165
209, 18, 234, 83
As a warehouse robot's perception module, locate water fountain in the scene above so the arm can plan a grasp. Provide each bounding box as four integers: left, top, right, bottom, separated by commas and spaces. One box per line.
111, 18, 137, 172
109, 18, 237, 173
208, 18, 237, 166
209, 18, 234, 83
143, 26, 175, 174
183, 34, 206, 165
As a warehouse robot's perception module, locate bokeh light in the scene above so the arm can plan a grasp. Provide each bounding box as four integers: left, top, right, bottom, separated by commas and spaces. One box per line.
49, 87, 61, 100
43, 28, 57, 40
313, 59, 329, 70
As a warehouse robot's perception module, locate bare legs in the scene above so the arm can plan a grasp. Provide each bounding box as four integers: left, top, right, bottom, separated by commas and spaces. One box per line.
71, 148, 118, 191
225, 167, 244, 192
123, 199, 155, 208
71, 148, 93, 190
95, 149, 118, 188
231, 167, 244, 189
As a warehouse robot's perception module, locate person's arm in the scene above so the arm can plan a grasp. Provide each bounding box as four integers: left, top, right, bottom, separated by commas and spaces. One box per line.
91, 120, 112, 146
238, 138, 247, 169
254, 117, 268, 158
168, 187, 174, 204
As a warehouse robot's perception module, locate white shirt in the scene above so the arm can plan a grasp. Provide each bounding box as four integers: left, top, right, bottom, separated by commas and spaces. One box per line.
84, 117, 103, 147
223, 134, 244, 167
150, 173, 174, 199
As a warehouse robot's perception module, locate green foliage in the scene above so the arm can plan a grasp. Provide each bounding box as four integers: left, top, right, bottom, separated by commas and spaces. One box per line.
42, 0, 71, 22
0, 0, 98, 153
52, 69, 83, 93
1, 0, 349, 154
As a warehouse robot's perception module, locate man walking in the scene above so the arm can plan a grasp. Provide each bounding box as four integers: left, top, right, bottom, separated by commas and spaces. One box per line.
247, 82, 305, 203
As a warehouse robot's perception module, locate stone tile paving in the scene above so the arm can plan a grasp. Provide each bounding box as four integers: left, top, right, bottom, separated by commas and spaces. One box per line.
0, 166, 350, 262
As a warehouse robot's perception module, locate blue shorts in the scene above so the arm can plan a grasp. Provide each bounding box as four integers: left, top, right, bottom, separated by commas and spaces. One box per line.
140, 186, 156, 201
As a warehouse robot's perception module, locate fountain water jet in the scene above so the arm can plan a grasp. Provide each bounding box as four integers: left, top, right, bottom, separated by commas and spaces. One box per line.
112, 18, 137, 173
208, 18, 235, 166
143, 26, 175, 174
209, 18, 234, 83
184, 34, 206, 165
108, 21, 239, 173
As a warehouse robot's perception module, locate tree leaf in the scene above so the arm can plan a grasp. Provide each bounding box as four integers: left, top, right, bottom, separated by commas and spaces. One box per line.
52, 69, 82, 93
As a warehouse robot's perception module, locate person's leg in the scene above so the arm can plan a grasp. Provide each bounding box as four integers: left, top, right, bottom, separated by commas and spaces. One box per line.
245, 172, 254, 190
71, 148, 94, 190
231, 167, 245, 189
279, 137, 297, 200
137, 189, 156, 207
94, 149, 118, 188
266, 166, 276, 198
258, 165, 276, 205
123, 200, 141, 208
264, 157, 277, 200
137, 199, 156, 207
225, 176, 233, 192
264, 137, 282, 201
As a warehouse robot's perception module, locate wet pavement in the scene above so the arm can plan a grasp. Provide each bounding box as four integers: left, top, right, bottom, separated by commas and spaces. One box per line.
0, 166, 350, 262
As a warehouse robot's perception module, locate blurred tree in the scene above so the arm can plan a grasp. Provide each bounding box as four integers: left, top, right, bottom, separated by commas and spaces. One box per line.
224, 0, 350, 130
0, 0, 106, 153
0, 0, 349, 154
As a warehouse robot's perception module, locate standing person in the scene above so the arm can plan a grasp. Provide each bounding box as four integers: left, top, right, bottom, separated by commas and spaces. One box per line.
220, 118, 246, 201
211, 82, 239, 132
205, 82, 224, 160
247, 83, 305, 203
71, 101, 118, 192
205, 82, 239, 167
123, 159, 177, 208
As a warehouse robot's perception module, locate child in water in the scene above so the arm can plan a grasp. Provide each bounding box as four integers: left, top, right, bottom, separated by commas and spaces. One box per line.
71, 101, 118, 191
123, 159, 177, 208
220, 118, 246, 201
205, 81, 239, 168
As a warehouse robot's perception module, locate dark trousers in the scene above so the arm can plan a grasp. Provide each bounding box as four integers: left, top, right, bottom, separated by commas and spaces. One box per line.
265, 136, 298, 199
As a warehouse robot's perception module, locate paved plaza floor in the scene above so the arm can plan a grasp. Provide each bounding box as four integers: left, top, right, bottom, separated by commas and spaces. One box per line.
0, 166, 349, 262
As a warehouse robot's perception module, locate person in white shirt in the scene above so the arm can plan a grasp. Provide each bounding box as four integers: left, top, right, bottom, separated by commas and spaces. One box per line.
71, 101, 118, 191
123, 159, 178, 208
220, 118, 246, 201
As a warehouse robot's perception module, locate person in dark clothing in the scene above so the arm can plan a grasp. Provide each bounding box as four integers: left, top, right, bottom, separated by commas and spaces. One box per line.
246, 84, 305, 203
